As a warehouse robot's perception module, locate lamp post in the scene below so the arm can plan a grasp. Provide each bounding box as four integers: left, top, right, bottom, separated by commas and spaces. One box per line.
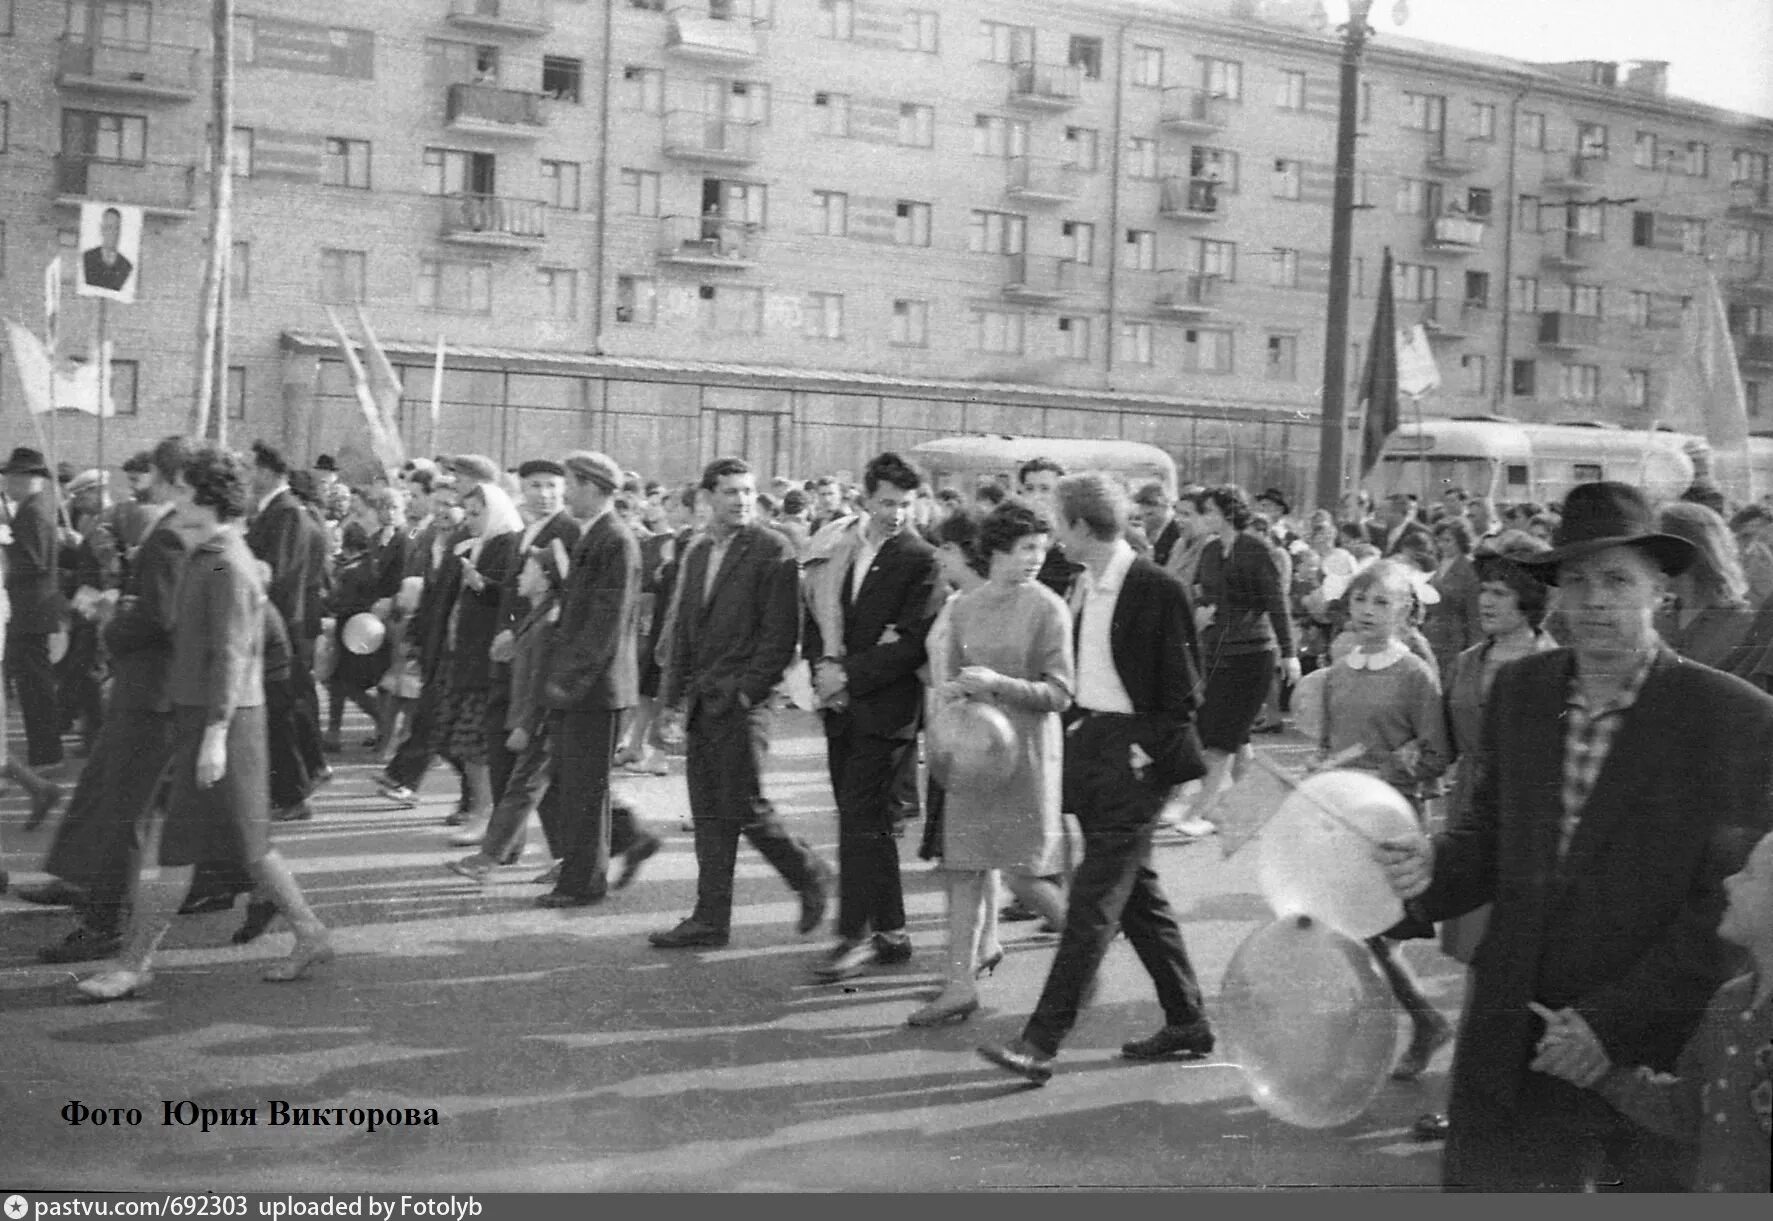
1315, 0, 1378, 510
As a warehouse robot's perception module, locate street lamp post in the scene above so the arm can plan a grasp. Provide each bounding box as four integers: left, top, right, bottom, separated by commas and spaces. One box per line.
1315, 0, 1378, 510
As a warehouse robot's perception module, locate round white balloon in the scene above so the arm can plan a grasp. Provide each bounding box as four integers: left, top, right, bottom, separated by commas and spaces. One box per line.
342, 612, 387, 655
1289, 666, 1328, 745
1257, 769, 1418, 939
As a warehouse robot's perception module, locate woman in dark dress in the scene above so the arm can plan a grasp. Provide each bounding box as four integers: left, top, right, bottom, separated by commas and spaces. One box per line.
76, 444, 332, 1001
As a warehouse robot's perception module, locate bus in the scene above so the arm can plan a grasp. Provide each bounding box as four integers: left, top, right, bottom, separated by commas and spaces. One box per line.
910, 435, 1179, 498
1373, 417, 1701, 505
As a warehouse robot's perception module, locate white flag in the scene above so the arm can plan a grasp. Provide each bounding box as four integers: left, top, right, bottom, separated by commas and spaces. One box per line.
1396, 323, 1442, 397
5, 320, 116, 416
1663, 270, 1754, 501
44, 258, 61, 353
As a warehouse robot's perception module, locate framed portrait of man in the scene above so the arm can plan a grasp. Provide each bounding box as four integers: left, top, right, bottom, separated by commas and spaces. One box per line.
76, 201, 143, 303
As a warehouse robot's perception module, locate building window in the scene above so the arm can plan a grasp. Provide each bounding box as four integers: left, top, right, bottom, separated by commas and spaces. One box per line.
1063, 126, 1098, 171
1577, 122, 1608, 159
967, 210, 1026, 255
972, 309, 1024, 354
1122, 228, 1157, 271
537, 267, 577, 319
1733, 149, 1770, 185
425, 38, 499, 87
1559, 363, 1600, 402
0, 100, 8, 153
229, 241, 250, 300
1632, 210, 1655, 248
813, 91, 850, 137
891, 298, 929, 346
1265, 334, 1297, 380
1634, 131, 1658, 169
1511, 275, 1538, 313
810, 189, 847, 236
1271, 158, 1302, 200
1190, 146, 1238, 190
974, 114, 1028, 157
1402, 92, 1445, 133
1194, 238, 1236, 279
107, 358, 138, 417
1519, 111, 1545, 150
1276, 70, 1306, 111
699, 284, 763, 334
1183, 328, 1233, 373
541, 56, 582, 103
1681, 218, 1706, 255
1057, 315, 1092, 360
1747, 381, 1763, 419
319, 248, 366, 304
321, 137, 370, 189
1355, 173, 1373, 208
1469, 102, 1496, 140
1571, 201, 1606, 238
1459, 353, 1487, 396
622, 66, 664, 114
1126, 136, 1159, 180
894, 200, 931, 246
226, 365, 246, 421
1270, 247, 1299, 288
1395, 177, 1434, 215
1131, 45, 1163, 88
1728, 227, 1765, 262
1060, 219, 1094, 264
979, 21, 1033, 65
1627, 290, 1652, 327
1068, 35, 1103, 80
1465, 186, 1493, 219
1686, 140, 1709, 177
615, 275, 656, 325
804, 291, 843, 339
1200, 56, 1242, 99
1625, 368, 1650, 408
423, 147, 489, 196
417, 257, 491, 314
541, 160, 581, 210
618, 168, 660, 216
62, 109, 147, 162
899, 10, 937, 53
1393, 262, 1438, 302
1464, 270, 1490, 307
1516, 193, 1544, 232
1359, 81, 1372, 123
817, 0, 853, 39
1567, 283, 1602, 317
1511, 358, 1537, 397
898, 103, 934, 147
1118, 321, 1153, 365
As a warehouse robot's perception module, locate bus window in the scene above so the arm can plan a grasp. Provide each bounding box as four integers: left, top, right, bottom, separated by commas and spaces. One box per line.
1377, 456, 1494, 500
1573, 463, 1602, 483
1505, 464, 1529, 490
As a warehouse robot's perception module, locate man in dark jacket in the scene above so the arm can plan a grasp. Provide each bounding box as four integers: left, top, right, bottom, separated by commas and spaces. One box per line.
3, 446, 69, 768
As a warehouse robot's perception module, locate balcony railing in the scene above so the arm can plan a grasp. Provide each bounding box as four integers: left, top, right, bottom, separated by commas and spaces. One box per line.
1003, 254, 1080, 301
441, 195, 547, 247
1158, 176, 1223, 220
1426, 214, 1486, 251
1005, 156, 1080, 204
1738, 333, 1773, 366
447, 0, 553, 36
656, 214, 761, 266
1727, 181, 1773, 222
661, 111, 761, 163
1009, 60, 1082, 109
1425, 136, 1487, 176
1159, 87, 1230, 132
56, 35, 200, 101
54, 155, 197, 216
446, 83, 547, 135
1541, 228, 1603, 270
665, 5, 762, 63
1153, 272, 1223, 314
1542, 151, 1602, 191
1538, 311, 1601, 347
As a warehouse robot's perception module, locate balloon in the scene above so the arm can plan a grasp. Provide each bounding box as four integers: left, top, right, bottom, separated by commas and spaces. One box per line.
1289, 667, 1328, 745
1219, 914, 1398, 1129
342, 612, 387, 655
1257, 769, 1417, 939
927, 699, 1018, 787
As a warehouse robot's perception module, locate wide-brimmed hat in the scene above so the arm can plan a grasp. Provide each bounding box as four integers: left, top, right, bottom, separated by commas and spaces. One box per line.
1515, 481, 1695, 583
1, 446, 51, 477
1256, 487, 1292, 516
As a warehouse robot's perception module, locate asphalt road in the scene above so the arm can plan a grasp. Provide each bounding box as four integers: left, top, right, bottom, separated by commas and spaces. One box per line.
1, 710, 1459, 1192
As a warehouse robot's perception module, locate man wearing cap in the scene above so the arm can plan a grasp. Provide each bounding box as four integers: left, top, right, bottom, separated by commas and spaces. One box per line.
1132, 483, 1182, 570
1375, 481, 1773, 1190
3, 446, 70, 769
1254, 488, 1296, 547
90, 452, 160, 590
1378, 493, 1432, 559
537, 451, 659, 907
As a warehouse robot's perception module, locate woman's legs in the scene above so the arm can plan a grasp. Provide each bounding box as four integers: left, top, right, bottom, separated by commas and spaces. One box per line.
1368, 935, 1453, 1080
909, 870, 986, 1024
76, 863, 194, 999
1003, 870, 1067, 934
251, 849, 333, 981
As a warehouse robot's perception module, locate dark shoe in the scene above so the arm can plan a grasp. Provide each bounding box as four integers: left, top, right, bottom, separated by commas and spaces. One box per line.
1121, 1021, 1216, 1062
536, 890, 604, 909
873, 931, 914, 965
446, 855, 495, 884
13, 879, 87, 908
321, 733, 344, 753
907, 992, 981, 1028
999, 899, 1039, 923
648, 918, 730, 949
311, 766, 335, 788
38, 926, 121, 964
975, 948, 1006, 979
797, 856, 834, 935
272, 801, 313, 823
530, 862, 562, 886
1392, 1012, 1454, 1081
24, 782, 66, 831
615, 835, 661, 890
232, 899, 278, 945
1412, 1112, 1451, 1142
813, 938, 879, 982
976, 1039, 1054, 1086
178, 890, 244, 916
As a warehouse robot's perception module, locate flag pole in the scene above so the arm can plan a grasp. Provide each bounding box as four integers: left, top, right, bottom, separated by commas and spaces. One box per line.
96, 297, 109, 487
44, 262, 66, 531
430, 334, 445, 459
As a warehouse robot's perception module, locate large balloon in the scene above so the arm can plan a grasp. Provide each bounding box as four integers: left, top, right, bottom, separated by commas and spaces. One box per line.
1219, 914, 1399, 1128
342, 612, 387, 655
927, 699, 1019, 787
1258, 769, 1417, 939
1289, 666, 1328, 745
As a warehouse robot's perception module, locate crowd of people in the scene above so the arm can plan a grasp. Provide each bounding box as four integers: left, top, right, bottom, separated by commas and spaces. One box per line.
3, 436, 1770, 1191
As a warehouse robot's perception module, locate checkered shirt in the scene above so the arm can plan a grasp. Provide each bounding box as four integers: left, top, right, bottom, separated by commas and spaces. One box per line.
1558, 652, 1656, 860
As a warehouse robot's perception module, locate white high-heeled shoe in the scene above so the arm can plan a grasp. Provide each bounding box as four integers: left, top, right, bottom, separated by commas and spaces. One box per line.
76, 968, 153, 1002
263, 936, 335, 983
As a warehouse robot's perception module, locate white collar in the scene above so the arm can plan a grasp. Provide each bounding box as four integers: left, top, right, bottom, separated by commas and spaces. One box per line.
257, 485, 287, 516
1082, 539, 1137, 596
1344, 640, 1408, 671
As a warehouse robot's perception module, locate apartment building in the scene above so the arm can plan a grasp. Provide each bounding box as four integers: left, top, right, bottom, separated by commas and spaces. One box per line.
1, 0, 1770, 497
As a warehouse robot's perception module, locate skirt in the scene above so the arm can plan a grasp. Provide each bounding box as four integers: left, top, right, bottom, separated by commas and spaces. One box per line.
1195, 647, 1276, 753
430, 685, 490, 765
158, 704, 270, 869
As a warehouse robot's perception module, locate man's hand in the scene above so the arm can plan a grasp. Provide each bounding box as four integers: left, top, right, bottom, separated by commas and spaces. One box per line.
1372, 834, 1434, 900
460, 558, 485, 592
1279, 656, 1302, 686
1528, 1004, 1611, 1088
505, 726, 530, 753
489, 630, 515, 664
1194, 605, 1216, 633
196, 724, 228, 788
813, 659, 848, 701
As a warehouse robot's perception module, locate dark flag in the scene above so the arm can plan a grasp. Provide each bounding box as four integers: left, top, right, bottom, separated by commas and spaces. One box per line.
1358, 247, 1399, 475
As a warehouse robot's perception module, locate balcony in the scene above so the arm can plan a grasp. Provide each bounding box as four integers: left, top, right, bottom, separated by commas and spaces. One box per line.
440, 195, 547, 249
1003, 254, 1081, 303
446, 83, 547, 137
54, 155, 196, 218
1541, 229, 1604, 272
665, 5, 762, 65
55, 36, 199, 102
1005, 157, 1080, 205
1537, 311, 1601, 349
1009, 60, 1082, 110
1421, 299, 1488, 342
1425, 136, 1488, 177
1541, 151, 1603, 193
1727, 264, 1773, 301
1159, 87, 1230, 133
1153, 272, 1224, 317
1158, 176, 1224, 221
1727, 181, 1773, 224
656, 214, 760, 268
1738, 333, 1773, 368
447, 0, 553, 36
661, 111, 761, 165
1424, 214, 1486, 254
